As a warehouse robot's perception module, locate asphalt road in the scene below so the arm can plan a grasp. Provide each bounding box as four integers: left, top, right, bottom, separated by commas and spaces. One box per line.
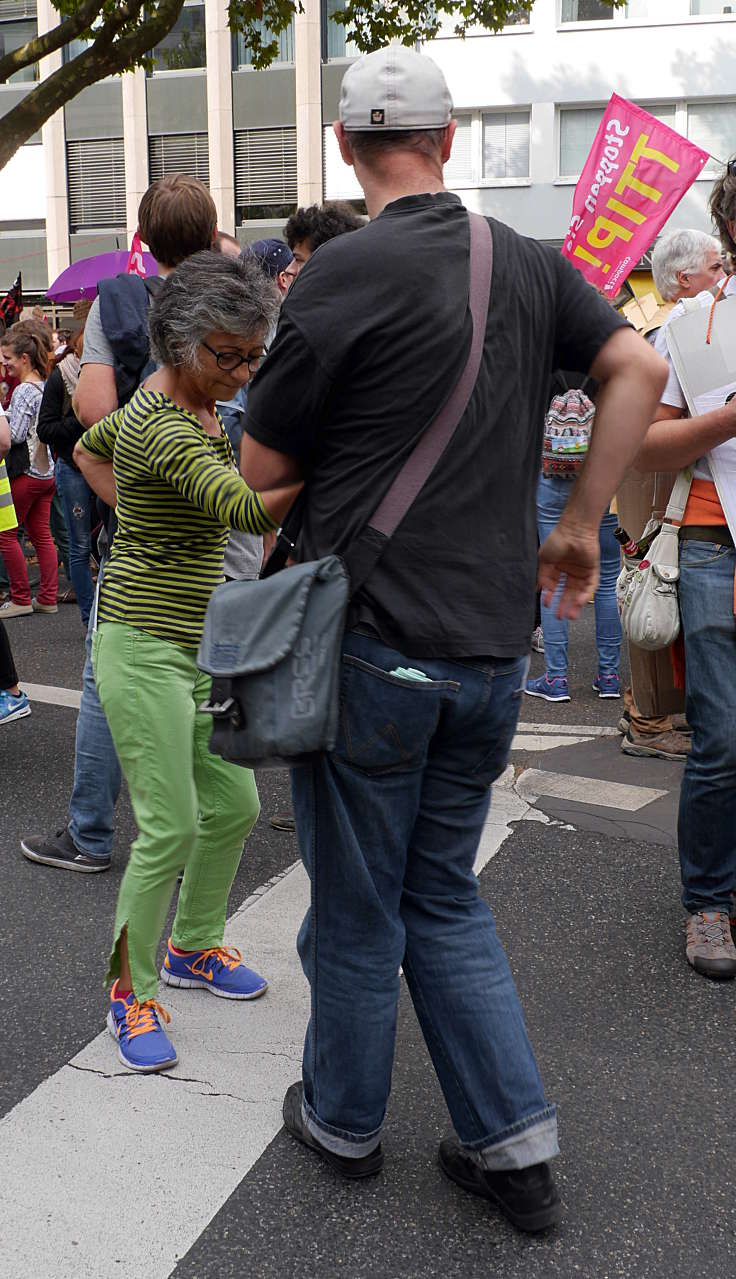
2, 601, 730, 1279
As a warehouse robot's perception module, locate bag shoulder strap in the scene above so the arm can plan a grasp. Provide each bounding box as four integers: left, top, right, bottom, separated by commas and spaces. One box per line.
344, 212, 493, 592
663, 467, 694, 526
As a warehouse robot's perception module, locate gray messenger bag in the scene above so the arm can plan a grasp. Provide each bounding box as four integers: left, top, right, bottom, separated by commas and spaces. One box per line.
197, 211, 493, 769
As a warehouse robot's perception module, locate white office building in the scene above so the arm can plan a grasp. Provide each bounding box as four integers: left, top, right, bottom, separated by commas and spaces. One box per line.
0, 0, 734, 296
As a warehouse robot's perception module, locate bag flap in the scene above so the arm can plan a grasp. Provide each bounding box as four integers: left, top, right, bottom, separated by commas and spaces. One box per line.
652, 563, 679, 583
198, 555, 348, 677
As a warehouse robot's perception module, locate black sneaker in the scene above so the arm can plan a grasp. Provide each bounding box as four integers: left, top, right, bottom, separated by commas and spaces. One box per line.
438, 1138, 561, 1233
282, 1082, 384, 1179
20, 828, 111, 874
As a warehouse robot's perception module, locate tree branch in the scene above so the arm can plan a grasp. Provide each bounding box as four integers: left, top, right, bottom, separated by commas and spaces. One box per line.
0, 0, 118, 86
0, 0, 186, 172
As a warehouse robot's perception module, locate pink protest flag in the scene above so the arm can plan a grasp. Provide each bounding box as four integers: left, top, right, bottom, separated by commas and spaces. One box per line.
562, 93, 710, 297
125, 231, 147, 278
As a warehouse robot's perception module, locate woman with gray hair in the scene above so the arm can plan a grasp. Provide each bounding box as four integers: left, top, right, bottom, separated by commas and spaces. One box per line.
651, 228, 723, 303
75, 251, 301, 1073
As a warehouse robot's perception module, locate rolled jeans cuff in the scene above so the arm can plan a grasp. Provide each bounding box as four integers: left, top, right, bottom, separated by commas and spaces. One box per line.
302, 1095, 383, 1160
468, 1105, 559, 1171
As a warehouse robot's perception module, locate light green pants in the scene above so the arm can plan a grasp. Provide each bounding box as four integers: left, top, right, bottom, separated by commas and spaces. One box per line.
92, 622, 260, 1002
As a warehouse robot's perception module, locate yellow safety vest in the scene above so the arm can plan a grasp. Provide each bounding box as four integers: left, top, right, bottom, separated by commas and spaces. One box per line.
0, 458, 18, 532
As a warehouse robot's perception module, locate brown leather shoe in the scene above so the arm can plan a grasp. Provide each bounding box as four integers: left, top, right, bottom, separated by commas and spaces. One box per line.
621, 728, 690, 762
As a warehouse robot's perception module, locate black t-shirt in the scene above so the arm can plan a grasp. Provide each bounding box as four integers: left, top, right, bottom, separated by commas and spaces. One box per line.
245, 192, 625, 658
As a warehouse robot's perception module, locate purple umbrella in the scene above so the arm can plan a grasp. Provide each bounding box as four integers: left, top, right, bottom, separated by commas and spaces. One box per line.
46, 251, 158, 302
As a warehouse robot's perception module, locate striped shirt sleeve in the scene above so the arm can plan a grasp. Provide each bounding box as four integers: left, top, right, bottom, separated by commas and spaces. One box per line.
79, 407, 125, 460
140, 407, 277, 534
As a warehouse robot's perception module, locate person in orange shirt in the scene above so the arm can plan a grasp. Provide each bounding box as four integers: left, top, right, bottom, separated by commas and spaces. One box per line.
636, 159, 736, 981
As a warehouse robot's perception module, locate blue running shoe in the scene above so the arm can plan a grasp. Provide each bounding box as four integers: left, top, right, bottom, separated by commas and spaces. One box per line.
592, 673, 621, 699
524, 674, 570, 703
0, 688, 31, 726
107, 981, 178, 1072
161, 940, 268, 1001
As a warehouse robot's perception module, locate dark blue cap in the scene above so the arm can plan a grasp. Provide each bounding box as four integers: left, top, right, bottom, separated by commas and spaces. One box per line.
249, 238, 294, 278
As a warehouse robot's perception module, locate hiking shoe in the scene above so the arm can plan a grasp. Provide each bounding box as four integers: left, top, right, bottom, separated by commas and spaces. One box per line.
269, 810, 296, 832
617, 709, 631, 735
0, 689, 31, 726
592, 673, 620, 699
621, 728, 690, 762
438, 1138, 561, 1233
31, 598, 58, 614
0, 600, 33, 617
161, 939, 268, 1000
20, 827, 111, 873
107, 981, 178, 1072
685, 911, 736, 980
525, 674, 570, 703
282, 1082, 384, 1179
531, 625, 544, 654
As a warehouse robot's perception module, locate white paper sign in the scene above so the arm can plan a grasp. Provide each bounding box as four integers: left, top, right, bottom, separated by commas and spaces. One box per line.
666, 294, 736, 541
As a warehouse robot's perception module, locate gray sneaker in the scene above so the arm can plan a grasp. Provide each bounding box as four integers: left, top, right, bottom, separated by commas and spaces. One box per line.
685, 911, 736, 980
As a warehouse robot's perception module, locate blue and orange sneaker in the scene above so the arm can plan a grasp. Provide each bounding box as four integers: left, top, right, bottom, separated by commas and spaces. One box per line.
161, 940, 268, 1001
592, 673, 621, 699
107, 980, 178, 1073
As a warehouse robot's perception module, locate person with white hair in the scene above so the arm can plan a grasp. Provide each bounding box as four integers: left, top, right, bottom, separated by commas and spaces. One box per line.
651, 228, 724, 303
74, 251, 301, 1074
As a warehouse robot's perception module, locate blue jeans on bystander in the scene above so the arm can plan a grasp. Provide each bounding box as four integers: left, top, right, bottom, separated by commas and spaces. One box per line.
291, 630, 557, 1170
677, 540, 736, 913
536, 473, 621, 679
67, 622, 122, 862
55, 458, 95, 626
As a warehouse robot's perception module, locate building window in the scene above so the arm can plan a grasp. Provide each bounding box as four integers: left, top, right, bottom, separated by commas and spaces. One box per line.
688, 102, 736, 173
560, 1, 613, 20
234, 126, 297, 223
442, 110, 531, 188
503, 5, 532, 23
150, 1, 206, 73
482, 112, 530, 179
690, 2, 736, 13
324, 0, 360, 59
559, 103, 675, 176
149, 133, 210, 185
67, 138, 126, 233
237, 18, 295, 65
624, 0, 664, 16
0, 14, 39, 83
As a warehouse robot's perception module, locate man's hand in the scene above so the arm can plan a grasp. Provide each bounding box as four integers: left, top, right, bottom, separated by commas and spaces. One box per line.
538, 517, 601, 619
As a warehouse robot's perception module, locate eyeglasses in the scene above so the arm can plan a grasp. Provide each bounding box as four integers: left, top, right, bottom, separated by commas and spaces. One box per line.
200, 340, 268, 373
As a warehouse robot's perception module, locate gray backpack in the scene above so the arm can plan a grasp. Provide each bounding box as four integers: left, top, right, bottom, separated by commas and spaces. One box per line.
197, 212, 493, 769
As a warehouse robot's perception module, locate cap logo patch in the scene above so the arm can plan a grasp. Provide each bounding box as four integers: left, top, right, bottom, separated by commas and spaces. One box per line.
371, 108, 385, 125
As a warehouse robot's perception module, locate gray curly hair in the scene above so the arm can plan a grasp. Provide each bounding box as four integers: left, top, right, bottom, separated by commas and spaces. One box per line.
651, 228, 722, 301
148, 249, 280, 369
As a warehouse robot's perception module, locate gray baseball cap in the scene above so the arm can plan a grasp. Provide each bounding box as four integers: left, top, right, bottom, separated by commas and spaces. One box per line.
339, 45, 453, 132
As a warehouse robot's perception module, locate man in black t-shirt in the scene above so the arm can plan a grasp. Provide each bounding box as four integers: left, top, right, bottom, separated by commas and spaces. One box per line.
243, 46, 667, 1231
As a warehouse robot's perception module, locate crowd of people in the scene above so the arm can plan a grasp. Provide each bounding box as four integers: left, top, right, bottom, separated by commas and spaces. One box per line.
4, 41, 736, 1236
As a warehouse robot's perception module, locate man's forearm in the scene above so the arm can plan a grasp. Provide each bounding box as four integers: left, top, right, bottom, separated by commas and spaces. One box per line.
636, 404, 736, 472
563, 358, 666, 529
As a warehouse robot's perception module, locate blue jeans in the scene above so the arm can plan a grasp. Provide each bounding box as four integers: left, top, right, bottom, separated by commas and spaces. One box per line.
537, 474, 621, 678
68, 623, 122, 862
678, 540, 736, 913
291, 631, 558, 1170
55, 458, 95, 626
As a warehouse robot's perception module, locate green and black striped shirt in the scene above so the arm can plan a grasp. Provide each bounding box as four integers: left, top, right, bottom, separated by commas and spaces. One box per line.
80, 387, 276, 648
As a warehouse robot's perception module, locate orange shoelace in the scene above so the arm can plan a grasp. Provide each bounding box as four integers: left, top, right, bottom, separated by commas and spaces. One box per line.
124, 998, 171, 1040
188, 946, 243, 978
